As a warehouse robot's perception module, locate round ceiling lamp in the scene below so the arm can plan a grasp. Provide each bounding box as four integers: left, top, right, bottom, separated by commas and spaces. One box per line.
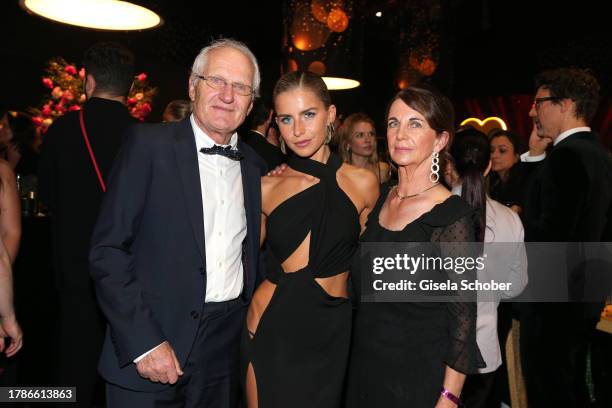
20, 0, 163, 31
322, 76, 360, 90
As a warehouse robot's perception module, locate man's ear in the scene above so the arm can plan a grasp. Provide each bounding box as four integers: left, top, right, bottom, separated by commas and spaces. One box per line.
85, 74, 96, 98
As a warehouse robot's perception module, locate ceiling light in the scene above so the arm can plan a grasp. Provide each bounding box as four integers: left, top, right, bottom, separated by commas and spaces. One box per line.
375, 11, 382, 17
20, 0, 162, 31
322, 77, 360, 90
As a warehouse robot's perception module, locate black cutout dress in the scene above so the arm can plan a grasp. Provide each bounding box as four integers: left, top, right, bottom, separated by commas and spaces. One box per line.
242, 152, 360, 407
346, 186, 485, 407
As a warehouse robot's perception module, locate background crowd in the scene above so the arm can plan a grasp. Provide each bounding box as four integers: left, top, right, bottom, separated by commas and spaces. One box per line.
0, 36, 610, 408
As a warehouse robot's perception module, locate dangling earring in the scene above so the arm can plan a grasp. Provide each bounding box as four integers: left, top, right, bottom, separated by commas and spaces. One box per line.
347, 146, 352, 163
326, 123, 334, 144
429, 151, 440, 183
280, 138, 287, 154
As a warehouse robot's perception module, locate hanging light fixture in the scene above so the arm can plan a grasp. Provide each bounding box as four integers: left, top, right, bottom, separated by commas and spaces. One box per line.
322, 76, 360, 90
20, 0, 163, 31
283, 0, 362, 91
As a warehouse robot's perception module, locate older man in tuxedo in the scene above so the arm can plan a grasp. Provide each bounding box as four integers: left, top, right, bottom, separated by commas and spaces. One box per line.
522, 68, 612, 408
90, 39, 266, 407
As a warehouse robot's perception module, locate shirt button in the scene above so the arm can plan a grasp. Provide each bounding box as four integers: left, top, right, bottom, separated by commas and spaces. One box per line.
218, 231, 222, 237
220, 199, 225, 205
190, 310, 199, 319
218, 261, 222, 267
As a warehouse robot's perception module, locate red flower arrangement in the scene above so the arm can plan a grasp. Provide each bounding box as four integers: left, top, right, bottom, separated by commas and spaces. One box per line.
30, 57, 157, 133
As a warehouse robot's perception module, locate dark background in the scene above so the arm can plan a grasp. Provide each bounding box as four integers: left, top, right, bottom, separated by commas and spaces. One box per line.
1, 0, 610, 137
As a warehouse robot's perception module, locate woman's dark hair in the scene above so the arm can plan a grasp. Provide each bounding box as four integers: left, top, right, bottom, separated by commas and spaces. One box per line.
451, 126, 490, 242
487, 128, 522, 155
386, 85, 455, 151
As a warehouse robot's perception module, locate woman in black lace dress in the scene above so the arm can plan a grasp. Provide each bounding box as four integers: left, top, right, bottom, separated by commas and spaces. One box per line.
241, 71, 379, 407
346, 86, 484, 408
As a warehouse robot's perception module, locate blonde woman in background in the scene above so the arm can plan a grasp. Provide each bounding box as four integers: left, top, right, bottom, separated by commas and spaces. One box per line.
339, 113, 391, 184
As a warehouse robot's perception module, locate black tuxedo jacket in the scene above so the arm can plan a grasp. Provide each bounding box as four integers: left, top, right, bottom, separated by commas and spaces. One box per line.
524, 131, 612, 242
240, 130, 285, 172
38, 97, 135, 291
89, 118, 266, 391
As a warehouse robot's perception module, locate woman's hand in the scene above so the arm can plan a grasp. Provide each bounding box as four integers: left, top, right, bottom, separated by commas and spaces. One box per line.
267, 163, 288, 177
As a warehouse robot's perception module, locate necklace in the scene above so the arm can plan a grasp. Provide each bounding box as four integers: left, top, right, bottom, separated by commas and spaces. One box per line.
393, 183, 439, 200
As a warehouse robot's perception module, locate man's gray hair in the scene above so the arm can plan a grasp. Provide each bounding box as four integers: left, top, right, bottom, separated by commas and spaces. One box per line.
189, 38, 261, 97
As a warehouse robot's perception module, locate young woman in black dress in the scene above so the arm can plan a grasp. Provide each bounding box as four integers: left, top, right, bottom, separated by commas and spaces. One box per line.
346, 86, 484, 408
242, 71, 379, 408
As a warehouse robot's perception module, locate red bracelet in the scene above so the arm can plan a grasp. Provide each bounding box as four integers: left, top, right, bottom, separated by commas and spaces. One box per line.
440, 387, 461, 406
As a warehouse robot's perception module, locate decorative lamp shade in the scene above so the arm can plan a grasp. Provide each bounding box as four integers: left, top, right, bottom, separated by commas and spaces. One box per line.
283, 0, 362, 90
20, 0, 162, 31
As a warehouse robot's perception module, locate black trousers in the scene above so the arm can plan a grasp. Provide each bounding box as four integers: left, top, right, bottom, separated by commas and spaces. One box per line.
106, 298, 246, 408
462, 370, 497, 408
58, 286, 106, 408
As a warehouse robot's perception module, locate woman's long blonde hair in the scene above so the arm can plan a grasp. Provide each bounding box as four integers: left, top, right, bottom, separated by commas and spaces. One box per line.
338, 112, 380, 166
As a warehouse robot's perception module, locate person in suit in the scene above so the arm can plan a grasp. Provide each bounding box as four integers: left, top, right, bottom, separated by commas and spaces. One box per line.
38, 41, 136, 407
89, 38, 266, 408
521, 68, 612, 408
241, 97, 285, 171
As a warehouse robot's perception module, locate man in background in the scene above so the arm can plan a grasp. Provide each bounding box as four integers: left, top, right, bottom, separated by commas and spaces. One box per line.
241, 97, 285, 171
522, 67, 612, 408
38, 41, 136, 407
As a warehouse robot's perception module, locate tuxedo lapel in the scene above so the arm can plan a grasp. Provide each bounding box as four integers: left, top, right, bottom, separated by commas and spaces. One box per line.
238, 140, 262, 294
173, 119, 205, 263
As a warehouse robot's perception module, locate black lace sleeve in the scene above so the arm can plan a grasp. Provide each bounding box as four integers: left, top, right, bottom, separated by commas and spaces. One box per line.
433, 214, 486, 374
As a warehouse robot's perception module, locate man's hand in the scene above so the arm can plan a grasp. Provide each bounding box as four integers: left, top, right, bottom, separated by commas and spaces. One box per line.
135, 341, 184, 384
528, 124, 552, 156
0, 314, 23, 357
267, 163, 288, 177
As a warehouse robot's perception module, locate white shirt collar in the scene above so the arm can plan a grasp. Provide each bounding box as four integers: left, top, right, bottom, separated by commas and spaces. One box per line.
554, 126, 591, 146
190, 114, 238, 151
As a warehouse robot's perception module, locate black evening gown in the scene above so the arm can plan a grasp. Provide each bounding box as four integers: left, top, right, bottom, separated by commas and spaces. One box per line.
242, 153, 360, 407
346, 186, 485, 407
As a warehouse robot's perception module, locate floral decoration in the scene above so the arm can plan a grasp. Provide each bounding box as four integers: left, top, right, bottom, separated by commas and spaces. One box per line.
30, 57, 156, 133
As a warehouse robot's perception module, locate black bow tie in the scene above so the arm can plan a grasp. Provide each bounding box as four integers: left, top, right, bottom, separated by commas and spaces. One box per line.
199, 145, 243, 161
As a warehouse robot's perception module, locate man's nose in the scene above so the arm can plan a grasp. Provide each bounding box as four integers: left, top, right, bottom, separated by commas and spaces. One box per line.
218, 84, 234, 103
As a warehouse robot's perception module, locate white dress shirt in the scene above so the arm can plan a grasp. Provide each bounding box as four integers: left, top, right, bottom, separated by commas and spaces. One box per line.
553, 126, 591, 146
191, 114, 246, 303
452, 186, 528, 373
134, 116, 247, 363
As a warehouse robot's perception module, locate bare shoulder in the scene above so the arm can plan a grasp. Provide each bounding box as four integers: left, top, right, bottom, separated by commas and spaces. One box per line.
340, 162, 379, 192
0, 159, 15, 180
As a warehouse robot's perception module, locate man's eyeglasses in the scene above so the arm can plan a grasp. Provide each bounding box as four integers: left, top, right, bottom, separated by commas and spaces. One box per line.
194, 74, 254, 96
532, 96, 564, 109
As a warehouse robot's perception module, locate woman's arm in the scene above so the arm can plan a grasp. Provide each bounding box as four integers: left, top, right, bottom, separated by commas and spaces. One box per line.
0, 160, 21, 263
0, 238, 22, 357
435, 366, 466, 407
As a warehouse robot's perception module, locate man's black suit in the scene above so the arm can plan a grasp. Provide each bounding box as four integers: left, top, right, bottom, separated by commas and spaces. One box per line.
240, 130, 285, 172
522, 131, 612, 408
38, 97, 134, 407
89, 118, 265, 403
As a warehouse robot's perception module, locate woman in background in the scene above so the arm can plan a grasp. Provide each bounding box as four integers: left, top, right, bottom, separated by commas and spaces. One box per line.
162, 99, 191, 122
450, 127, 527, 408
339, 113, 390, 184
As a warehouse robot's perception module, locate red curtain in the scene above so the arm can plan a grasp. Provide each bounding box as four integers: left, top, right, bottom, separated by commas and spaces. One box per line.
458, 95, 612, 152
